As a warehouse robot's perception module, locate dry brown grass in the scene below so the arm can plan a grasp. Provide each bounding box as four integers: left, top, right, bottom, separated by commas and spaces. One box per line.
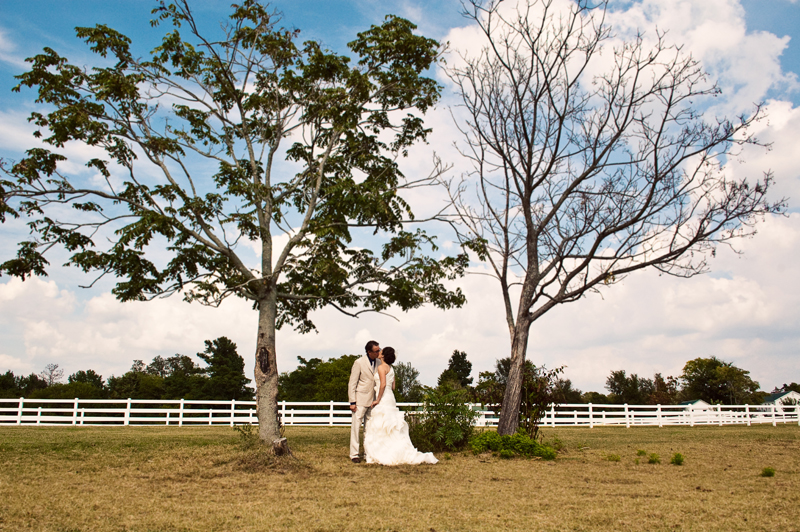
1, 424, 798, 531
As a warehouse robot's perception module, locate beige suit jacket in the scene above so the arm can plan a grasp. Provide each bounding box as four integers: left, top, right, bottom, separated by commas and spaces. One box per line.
348, 355, 380, 407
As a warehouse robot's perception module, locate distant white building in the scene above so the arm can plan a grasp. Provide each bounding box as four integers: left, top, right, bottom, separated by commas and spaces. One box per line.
762, 391, 800, 412
679, 399, 712, 410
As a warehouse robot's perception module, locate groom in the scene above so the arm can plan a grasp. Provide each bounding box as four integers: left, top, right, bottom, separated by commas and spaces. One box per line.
348, 340, 381, 463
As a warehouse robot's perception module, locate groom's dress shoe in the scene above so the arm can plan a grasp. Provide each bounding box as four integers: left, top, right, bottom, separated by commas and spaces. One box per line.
351, 458, 360, 463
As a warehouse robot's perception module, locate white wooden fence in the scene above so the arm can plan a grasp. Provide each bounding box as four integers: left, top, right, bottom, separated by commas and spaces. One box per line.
1, 398, 798, 428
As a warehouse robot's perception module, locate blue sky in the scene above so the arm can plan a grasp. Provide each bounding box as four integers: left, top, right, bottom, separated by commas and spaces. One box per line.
0, 0, 798, 394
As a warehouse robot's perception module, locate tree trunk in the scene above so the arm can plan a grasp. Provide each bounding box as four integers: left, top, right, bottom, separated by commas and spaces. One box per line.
254, 290, 282, 447
497, 319, 531, 435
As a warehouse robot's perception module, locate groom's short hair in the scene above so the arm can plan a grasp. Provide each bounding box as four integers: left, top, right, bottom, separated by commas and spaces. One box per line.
365, 340, 379, 355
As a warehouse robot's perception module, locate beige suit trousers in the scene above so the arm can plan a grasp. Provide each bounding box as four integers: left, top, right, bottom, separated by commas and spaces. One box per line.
350, 405, 371, 459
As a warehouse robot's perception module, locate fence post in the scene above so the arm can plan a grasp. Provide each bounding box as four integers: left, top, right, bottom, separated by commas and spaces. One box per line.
329, 401, 334, 426
657, 404, 662, 428
124, 398, 131, 426
179, 398, 184, 427
624, 404, 630, 428
230, 399, 236, 427
208, 402, 213, 425
745, 404, 750, 426
550, 404, 555, 427
280, 401, 286, 427
717, 404, 723, 427
588, 403, 593, 429
797, 404, 799, 426
16, 397, 24, 425
72, 398, 79, 426
772, 404, 777, 427
36, 406, 42, 425
689, 405, 694, 427
166, 411, 170, 426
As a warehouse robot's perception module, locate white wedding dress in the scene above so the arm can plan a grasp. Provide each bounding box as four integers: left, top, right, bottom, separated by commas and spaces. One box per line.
364, 367, 438, 465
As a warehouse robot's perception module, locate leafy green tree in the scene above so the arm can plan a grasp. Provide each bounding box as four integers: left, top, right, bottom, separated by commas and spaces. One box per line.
161, 355, 207, 400
650, 373, 680, 405
68, 369, 105, 390
16, 373, 48, 396
278, 355, 358, 402
605, 370, 655, 404
552, 379, 582, 404
0, 370, 20, 398
437, 350, 473, 388
30, 381, 105, 399
107, 360, 165, 399
0, 1, 466, 447
775, 383, 800, 394
394, 361, 424, 402
581, 391, 609, 404
197, 337, 254, 400
680, 357, 762, 404
145, 357, 170, 378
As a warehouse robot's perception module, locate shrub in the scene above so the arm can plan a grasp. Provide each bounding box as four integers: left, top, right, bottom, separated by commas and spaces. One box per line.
670, 453, 684, 466
606, 454, 621, 462
408, 388, 479, 452
648, 453, 660, 464
469, 430, 557, 460
761, 467, 775, 477
636, 449, 647, 456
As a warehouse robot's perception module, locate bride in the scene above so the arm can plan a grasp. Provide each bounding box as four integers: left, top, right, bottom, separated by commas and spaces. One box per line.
364, 347, 437, 465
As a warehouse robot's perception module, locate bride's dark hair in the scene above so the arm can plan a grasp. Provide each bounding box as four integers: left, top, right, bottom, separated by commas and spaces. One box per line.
382, 347, 396, 365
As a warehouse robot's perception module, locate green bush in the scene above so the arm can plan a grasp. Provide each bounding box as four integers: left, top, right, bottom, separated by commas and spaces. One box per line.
469, 430, 557, 460
606, 454, 621, 462
407, 388, 479, 452
636, 449, 647, 456
670, 453, 684, 466
648, 453, 660, 464
761, 467, 775, 477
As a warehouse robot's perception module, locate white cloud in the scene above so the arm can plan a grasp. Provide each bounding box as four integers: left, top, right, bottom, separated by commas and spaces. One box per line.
0, 27, 27, 68
607, 0, 799, 113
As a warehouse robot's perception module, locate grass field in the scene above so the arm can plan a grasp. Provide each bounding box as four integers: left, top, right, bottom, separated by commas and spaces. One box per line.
1, 424, 798, 531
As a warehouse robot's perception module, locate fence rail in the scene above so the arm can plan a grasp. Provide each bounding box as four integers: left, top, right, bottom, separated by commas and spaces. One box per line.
1, 398, 798, 428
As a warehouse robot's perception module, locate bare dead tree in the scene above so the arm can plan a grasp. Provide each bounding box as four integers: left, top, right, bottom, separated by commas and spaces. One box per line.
443, 0, 785, 435
40, 363, 64, 386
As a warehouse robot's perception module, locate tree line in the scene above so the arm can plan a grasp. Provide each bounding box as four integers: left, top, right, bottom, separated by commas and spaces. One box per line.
5, 343, 796, 407
0, 337, 253, 401
278, 350, 795, 407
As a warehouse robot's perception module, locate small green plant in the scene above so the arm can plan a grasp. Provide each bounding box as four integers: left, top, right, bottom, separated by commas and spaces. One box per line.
636, 449, 647, 456
444, 453, 452, 460
670, 453, 684, 466
548, 434, 565, 452
233, 423, 259, 450
606, 454, 621, 462
408, 389, 479, 452
499, 449, 514, 459
648, 453, 660, 464
469, 430, 557, 460
634, 458, 640, 465
761, 467, 776, 477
